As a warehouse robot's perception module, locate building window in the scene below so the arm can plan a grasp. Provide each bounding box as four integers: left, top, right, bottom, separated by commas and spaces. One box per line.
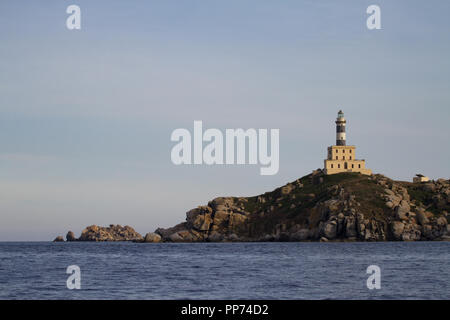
349, 156, 352, 160
350, 150, 352, 153
336, 156, 338, 160
331, 164, 333, 168
343, 149, 345, 153
358, 164, 361, 168
338, 164, 340, 168
342, 156, 345, 160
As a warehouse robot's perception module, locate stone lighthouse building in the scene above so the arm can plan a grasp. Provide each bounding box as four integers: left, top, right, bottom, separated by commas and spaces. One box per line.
324, 110, 372, 175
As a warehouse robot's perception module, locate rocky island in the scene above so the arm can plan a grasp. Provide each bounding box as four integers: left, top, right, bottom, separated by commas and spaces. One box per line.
54, 171, 450, 243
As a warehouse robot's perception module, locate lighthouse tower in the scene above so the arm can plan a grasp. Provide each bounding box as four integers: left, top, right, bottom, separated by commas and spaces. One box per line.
336, 110, 346, 146
324, 110, 372, 175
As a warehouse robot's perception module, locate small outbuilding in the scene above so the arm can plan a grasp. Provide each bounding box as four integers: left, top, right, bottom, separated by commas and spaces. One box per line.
413, 174, 430, 183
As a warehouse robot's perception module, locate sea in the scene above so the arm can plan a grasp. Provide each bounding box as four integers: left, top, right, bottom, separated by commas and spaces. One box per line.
0, 242, 448, 300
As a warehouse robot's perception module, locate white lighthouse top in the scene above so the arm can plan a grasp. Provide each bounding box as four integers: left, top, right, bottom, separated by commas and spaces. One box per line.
336, 110, 346, 122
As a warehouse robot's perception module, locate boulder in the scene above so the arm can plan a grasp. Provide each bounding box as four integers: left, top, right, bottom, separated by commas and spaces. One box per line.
390, 221, 405, 240
192, 214, 213, 231
186, 208, 202, 228
177, 230, 195, 241
66, 231, 76, 241
415, 209, 429, 225
345, 217, 357, 238
385, 201, 394, 209
144, 232, 161, 243
209, 197, 234, 211
400, 223, 421, 241
155, 223, 187, 240
53, 236, 64, 242
169, 232, 184, 242
437, 217, 448, 227
322, 221, 337, 239
422, 225, 434, 239
395, 200, 411, 220
386, 194, 402, 207
400, 188, 410, 202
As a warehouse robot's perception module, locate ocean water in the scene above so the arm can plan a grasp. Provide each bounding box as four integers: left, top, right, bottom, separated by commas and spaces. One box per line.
0, 242, 448, 300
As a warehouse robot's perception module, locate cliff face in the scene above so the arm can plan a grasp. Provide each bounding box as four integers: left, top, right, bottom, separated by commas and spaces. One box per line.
155, 171, 450, 242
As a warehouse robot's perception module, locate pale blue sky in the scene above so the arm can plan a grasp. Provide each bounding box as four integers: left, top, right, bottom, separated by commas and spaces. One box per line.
0, 0, 449, 240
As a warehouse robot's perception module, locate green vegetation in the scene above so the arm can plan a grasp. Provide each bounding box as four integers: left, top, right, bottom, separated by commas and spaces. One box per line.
406, 185, 433, 207
405, 183, 449, 215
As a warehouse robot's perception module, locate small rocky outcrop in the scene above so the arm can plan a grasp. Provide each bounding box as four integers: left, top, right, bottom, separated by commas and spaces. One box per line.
53, 236, 64, 242
66, 231, 76, 241
77, 224, 143, 242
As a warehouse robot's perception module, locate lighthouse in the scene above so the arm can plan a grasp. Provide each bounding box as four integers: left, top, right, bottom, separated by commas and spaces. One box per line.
324, 110, 372, 175
336, 110, 346, 146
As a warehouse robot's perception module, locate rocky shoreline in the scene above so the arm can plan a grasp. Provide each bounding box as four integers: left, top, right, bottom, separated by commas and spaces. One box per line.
54, 224, 144, 242
54, 172, 450, 243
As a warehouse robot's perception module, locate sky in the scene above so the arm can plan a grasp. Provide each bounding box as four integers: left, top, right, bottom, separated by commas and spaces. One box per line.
0, 0, 449, 240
